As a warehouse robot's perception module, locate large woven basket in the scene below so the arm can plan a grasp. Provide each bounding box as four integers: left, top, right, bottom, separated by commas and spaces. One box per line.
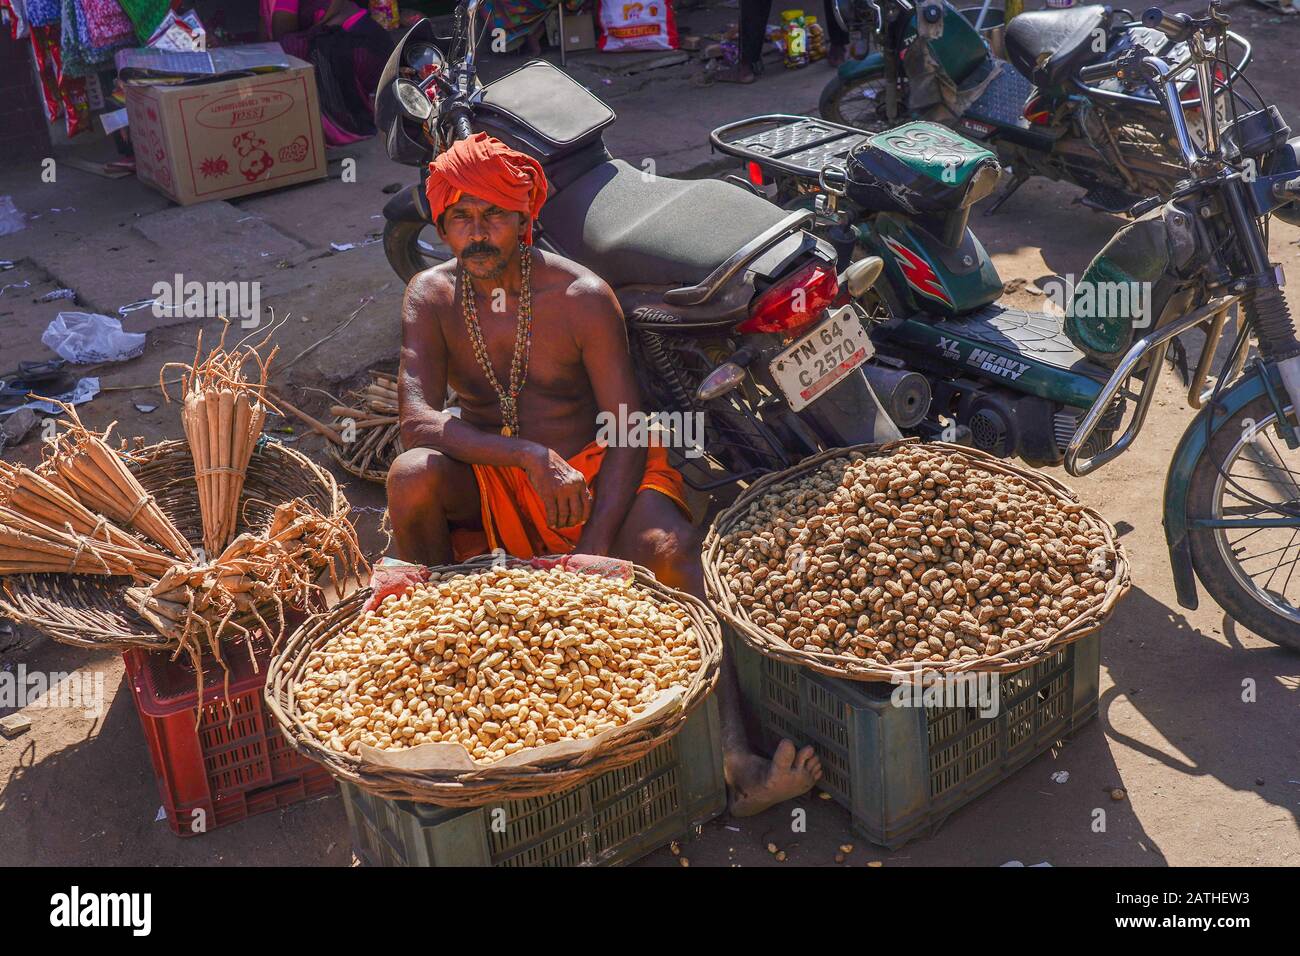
703, 440, 1131, 683
0, 439, 349, 652
266, 554, 723, 806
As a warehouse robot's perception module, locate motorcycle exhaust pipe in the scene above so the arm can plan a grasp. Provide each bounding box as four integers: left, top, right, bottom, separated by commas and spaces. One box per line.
861, 363, 932, 429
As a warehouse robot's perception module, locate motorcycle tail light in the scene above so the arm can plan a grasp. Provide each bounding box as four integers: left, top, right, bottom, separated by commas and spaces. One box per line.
737, 262, 839, 335
747, 161, 766, 187
1023, 95, 1050, 125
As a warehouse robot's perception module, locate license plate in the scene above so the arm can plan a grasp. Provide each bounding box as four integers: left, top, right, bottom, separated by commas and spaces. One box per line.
769, 307, 874, 412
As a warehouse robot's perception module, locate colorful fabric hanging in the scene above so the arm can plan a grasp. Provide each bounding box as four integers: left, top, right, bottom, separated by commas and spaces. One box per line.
82, 0, 134, 48
24, 0, 59, 26
115, 0, 170, 41
2, 0, 32, 38
29, 22, 90, 136
60, 0, 131, 76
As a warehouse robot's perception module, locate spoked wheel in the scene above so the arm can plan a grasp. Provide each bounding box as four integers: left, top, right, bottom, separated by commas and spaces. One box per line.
383, 219, 453, 284
818, 64, 908, 132
1187, 393, 1300, 650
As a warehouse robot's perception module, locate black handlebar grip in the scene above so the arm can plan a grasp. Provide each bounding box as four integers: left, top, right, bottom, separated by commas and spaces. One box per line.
1142, 6, 1191, 38
1079, 60, 1122, 83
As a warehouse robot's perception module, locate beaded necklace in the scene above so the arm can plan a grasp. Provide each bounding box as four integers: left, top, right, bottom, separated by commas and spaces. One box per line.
460, 243, 534, 437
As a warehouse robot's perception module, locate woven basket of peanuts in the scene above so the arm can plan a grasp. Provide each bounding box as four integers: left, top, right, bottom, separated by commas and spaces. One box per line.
703, 439, 1131, 682
266, 553, 723, 805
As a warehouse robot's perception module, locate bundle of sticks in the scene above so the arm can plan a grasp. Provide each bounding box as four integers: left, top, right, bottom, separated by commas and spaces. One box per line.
125, 498, 366, 699
38, 405, 193, 560
0, 460, 180, 579
326, 369, 404, 482
163, 328, 278, 557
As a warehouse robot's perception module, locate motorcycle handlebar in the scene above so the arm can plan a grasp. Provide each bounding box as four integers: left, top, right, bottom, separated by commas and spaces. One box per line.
1142, 6, 1194, 41
1079, 60, 1122, 83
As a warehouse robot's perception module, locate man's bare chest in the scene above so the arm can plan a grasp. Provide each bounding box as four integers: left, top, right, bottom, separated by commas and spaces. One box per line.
441, 302, 584, 397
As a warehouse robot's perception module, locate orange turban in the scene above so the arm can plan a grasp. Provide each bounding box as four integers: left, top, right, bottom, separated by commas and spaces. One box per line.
425, 133, 549, 246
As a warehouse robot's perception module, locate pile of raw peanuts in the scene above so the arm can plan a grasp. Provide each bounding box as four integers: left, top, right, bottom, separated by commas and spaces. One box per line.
296, 566, 703, 760
716, 445, 1116, 667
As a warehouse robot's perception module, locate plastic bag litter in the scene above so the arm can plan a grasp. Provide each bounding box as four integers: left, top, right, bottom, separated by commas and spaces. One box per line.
0, 377, 100, 416
42, 312, 146, 364
0, 196, 24, 236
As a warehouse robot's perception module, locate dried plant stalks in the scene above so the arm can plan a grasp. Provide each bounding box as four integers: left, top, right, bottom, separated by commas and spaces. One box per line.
328, 369, 404, 481
0, 506, 137, 577
163, 326, 278, 557
0, 461, 179, 579
125, 497, 368, 707
37, 402, 192, 559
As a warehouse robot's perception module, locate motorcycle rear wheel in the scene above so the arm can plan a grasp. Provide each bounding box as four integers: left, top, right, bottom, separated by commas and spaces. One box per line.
384, 219, 452, 284
1186, 392, 1300, 651
818, 64, 907, 132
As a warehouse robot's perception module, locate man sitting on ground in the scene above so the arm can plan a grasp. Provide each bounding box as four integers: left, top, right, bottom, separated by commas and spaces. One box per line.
386, 132, 822, 814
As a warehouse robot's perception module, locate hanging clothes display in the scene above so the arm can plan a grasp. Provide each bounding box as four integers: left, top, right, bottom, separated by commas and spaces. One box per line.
61, 0, 133, 76
82, 0, 135, 48
114, 0, 169, 41
1, 0, 32, 39
28, 22, 90, 135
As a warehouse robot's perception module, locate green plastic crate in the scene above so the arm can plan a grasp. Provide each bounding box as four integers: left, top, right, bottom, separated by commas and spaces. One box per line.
731, 630, 1100, 849
340, 697, 725, 866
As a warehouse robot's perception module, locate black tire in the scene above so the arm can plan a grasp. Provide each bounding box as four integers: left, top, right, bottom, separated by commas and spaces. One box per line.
383, 218, 451, 284
1186, 391, 1300, 651
818, 64, 904, 131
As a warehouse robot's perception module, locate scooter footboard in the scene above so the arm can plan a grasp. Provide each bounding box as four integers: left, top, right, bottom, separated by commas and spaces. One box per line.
710, 114, 869, 183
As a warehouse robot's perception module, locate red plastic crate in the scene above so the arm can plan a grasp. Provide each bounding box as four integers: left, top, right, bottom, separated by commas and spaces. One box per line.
122, 636, 335, 837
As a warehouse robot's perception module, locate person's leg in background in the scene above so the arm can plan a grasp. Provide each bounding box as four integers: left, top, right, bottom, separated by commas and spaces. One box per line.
823, 0, 850, 65
717, 0, 774, 82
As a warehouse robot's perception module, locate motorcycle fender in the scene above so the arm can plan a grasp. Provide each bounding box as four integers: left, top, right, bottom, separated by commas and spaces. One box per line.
384, 183, 432, 225
796, 367, 904, 446
838, 51, 885, 82
1162, 369, 1271, 611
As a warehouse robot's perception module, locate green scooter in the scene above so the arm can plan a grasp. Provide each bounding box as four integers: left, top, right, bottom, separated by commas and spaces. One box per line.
712, 3, 1300, 649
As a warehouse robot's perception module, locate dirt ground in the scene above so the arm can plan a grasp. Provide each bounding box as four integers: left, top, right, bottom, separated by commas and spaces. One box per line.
1, 0, 1297, 867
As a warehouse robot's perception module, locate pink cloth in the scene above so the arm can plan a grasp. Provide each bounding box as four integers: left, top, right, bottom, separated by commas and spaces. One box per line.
83, 0, 134, 48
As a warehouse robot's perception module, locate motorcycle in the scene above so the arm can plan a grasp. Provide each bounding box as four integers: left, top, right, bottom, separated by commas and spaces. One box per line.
819, 0, 1252, 214
714, 3, 1300, 649
375, 0, 901, 498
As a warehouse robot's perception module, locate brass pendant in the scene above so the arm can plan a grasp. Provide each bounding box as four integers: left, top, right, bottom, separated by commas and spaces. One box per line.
501, 425, 513, 437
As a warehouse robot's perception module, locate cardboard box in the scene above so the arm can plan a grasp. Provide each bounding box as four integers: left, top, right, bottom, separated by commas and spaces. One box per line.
546, 10, 597, 52
124, 55, 326, 205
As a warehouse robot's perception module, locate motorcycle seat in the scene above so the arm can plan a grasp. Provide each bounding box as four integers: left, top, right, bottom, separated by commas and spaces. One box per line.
538, 158, 789, 289
1005, 5, 1110, 88
844, 122, 1002, 216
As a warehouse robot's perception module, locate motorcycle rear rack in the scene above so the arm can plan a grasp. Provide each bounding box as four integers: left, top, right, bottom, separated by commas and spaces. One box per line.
1065, 295, 1240, 477
710, 114, 869, 182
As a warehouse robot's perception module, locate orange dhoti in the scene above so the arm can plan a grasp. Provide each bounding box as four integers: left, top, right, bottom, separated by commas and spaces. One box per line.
449, 442, 690, 561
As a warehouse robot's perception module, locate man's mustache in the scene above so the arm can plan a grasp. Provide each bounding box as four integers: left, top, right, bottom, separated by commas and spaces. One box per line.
462, 242, 501, 259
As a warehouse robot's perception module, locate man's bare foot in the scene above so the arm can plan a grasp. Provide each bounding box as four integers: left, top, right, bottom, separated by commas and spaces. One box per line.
713, 63, 758, 84
726, 740, 822, 816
